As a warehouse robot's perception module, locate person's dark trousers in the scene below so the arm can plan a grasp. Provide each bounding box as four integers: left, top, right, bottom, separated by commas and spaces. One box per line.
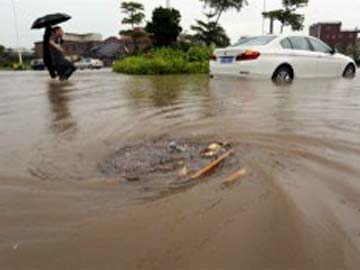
52, 54, 76, 80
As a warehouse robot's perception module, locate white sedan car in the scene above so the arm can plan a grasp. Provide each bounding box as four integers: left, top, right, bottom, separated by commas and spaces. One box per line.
75, 58, 104, 70
210, 35, 356, 82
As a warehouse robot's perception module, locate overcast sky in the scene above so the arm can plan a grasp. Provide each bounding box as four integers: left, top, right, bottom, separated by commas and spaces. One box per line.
1, 0, 360, 49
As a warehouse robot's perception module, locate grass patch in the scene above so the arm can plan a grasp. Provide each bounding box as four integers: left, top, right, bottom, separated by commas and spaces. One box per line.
113, 46, 211, 75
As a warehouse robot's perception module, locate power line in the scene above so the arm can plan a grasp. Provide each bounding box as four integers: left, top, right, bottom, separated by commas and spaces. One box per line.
10, 0, 23, 64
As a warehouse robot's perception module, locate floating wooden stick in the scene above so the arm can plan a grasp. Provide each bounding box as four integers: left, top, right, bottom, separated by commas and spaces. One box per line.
223, 168, 247, 185
191, 150, 233, 180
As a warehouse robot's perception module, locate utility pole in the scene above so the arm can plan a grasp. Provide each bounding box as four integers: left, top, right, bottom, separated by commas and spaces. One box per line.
166, 0, 170, 8
270, 18, 274, 34
262, 0, 266, 34
10, 0, 23, 65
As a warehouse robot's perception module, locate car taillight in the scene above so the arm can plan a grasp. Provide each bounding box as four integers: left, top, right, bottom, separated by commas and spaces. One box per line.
236, 50, 260, 61
210, 54, 217, 61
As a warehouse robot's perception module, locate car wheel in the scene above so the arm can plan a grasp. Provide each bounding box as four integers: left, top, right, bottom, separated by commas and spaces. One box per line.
343, 64, 356, 79
272, 65, 293, 84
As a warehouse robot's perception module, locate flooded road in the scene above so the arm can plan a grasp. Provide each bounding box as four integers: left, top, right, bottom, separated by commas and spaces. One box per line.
1, 69, 360, 269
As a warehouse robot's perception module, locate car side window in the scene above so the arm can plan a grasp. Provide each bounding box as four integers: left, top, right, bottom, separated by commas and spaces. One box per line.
280, 38, 292, 49
307, 38, 331, 53
288, 37, 312, 51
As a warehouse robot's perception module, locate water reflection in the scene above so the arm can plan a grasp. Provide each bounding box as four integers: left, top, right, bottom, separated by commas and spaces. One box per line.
47, 81, 77, 138
123, 75, 210, 108
147, 76, 184, 107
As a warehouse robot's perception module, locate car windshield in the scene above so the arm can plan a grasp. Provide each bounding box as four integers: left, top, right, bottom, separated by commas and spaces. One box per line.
232, 36, 277, 47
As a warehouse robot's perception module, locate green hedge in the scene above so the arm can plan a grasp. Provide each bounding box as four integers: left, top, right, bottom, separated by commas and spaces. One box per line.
0, 62, 30, 70
113, 46, 212, 75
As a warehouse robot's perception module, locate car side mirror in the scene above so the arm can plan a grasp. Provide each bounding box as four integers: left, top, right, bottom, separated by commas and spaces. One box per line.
329, 48, 336, 55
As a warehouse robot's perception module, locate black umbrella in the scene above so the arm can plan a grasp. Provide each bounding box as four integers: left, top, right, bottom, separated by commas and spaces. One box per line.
31, 13, 71, 29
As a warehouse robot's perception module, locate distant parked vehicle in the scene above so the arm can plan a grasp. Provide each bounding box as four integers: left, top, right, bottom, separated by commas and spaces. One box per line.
30, 59, 45, 70
210, 34, 356, 83
75, 58, 104, 70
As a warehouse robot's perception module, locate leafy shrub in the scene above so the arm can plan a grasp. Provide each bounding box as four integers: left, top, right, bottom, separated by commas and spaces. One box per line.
187, 46, 212, 62
113, 46, 211, 75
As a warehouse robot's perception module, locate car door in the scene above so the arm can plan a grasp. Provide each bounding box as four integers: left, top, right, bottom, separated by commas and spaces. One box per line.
287, 36, 319, 77
307, 37, 341, 77
287, 36, 318, 77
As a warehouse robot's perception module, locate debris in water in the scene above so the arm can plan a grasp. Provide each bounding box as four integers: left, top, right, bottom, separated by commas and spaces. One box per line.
178, 165, 189, 177
100, 138, 209, 182
13, 243, 20, 250
192, 150, 233, 180
202, 143, 222, 158
100, 138, 236, 185
201, 142, 230, 158
167, 141, 186, 153
222, 168, 247, 187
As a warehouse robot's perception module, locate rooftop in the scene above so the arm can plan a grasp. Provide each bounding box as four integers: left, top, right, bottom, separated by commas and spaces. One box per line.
63, 33, 103, 42
311, 21, 342, 26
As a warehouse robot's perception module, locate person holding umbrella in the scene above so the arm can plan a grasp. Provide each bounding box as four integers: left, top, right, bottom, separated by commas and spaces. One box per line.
48, 25, 76, 81
32, 13, 76, 80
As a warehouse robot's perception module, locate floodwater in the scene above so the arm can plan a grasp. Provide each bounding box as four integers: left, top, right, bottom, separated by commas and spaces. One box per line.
1, 69, 360, 269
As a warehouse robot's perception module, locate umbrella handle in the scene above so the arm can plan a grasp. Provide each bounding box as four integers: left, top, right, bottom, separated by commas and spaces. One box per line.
44, 26, 53, 37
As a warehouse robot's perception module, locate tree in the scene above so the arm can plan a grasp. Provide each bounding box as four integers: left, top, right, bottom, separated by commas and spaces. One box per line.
194, 0, 246, 48
199, 0, 247, 26
353, 40, 360, 60
335, 43, 345, 54
263, 9, 304, 33
121, 2, 145, 28
145, 7, 182, 47
191, 13, 230, 47
120, 1, 146, 53
344, 41, 360, 60
263, 0, 308, 33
